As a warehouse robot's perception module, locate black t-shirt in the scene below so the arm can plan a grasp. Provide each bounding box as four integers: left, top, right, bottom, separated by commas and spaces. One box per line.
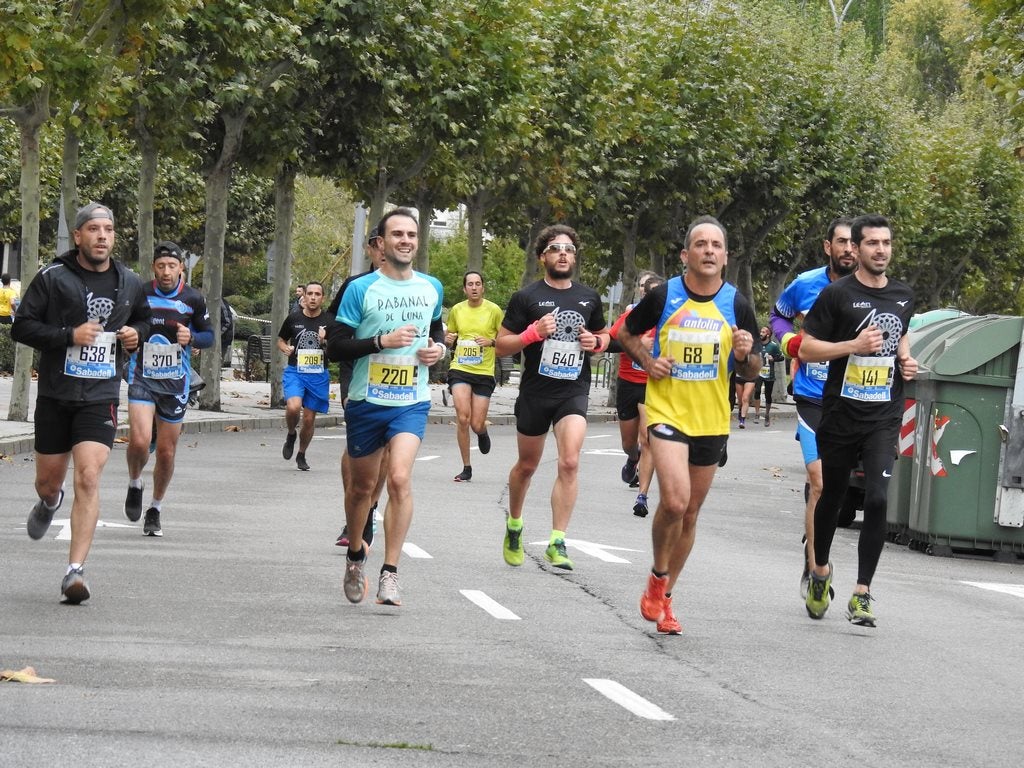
803, 274, 915, 423
79, 267, 119, 326
502, 279, 606, 398
278, 309, 327, 368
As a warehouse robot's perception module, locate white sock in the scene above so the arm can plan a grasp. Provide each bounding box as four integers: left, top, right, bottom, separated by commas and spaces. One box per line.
129, 477, 143, 490
67, 563, 82, 575
150, 498, 162, 511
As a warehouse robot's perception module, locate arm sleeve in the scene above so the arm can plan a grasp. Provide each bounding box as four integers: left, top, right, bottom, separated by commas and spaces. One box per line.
189, 296, 215, 349
326, 321, 378, 361
624, 284, 667, 336
429, 317, 445, 345
11, 273, 71, 351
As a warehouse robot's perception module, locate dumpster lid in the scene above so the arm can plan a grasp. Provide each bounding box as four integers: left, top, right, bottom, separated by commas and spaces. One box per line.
927, 316, 1024, 376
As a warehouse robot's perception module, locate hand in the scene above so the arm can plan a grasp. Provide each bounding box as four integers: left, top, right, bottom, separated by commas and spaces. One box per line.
473, 336, 491, 347
175, 324, 192, 346
534, 312, 556, 339
116, 325, 139, 352
286, 345, 295, 356
646, 356, 673, 381
852, 324, 883, 355
417, 338, 444, 365
383, 325, 418, 349
641, 333, 654, 352
444, 331, 457, 347
731, 325, 753, 359
899, 353, 919, 381
73, 321, 105, 347
318, 325, 327, 344
578, 325, 597, 351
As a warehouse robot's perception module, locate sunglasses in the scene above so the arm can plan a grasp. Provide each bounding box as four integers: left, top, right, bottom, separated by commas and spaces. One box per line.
543, 242, 577, 255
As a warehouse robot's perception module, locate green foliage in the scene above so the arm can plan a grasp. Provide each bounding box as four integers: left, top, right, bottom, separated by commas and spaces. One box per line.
428, 233, 524, 311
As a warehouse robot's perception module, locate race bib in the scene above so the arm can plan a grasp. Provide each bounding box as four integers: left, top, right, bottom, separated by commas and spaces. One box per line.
367, 353, 418, 403
142, 341, 182, 379
666, 327, 720, 381
65, 332, 117, 379
297, 348, 325, 374
806, 361, 829, 382
759, 356, 771, 378
841, 354, 894, 402
456, 340, 483, 366
539, 339, 584, 380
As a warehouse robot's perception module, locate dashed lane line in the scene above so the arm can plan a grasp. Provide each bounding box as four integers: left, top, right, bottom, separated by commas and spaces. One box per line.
963, 581, 1024, 600
583, 679, 675, 721
460, 590, 521, 620
402, 543, 433, 559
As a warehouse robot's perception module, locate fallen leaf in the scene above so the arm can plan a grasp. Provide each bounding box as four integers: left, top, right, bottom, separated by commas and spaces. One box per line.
1, 666, 56, 684
114, 436, 129, 444
223, 425, 241, 432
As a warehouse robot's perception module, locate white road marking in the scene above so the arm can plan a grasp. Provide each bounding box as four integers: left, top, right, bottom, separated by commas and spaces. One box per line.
585, 434, 611, 439
583, 448, 629, 457
416, 455, 440, 462
527, 538, 640, 563
312, 434, 347, 440
963, 581, 1024, 600
51, 518, 136, 541
402, 543, 433, 559
460, 590, 521, 620
583, 679, 675, 721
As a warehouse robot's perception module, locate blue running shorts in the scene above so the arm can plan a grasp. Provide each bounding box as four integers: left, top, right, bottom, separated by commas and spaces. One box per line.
345, 399, 431, 458
282, 365, 330, 414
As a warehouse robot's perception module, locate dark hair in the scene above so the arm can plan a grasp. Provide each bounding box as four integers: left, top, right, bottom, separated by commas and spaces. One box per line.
641, 273, 665, 292
683, 215, 727, 251
533, 224, 579, 257
463, 271, 484, 286
376, 207, 419, 238
1, 273, 10, 285
304, 281, 324, 293
851, 214, 891, 245
825, 216, 854, 242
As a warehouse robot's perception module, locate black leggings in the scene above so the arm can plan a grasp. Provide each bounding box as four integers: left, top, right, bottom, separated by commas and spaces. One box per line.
813, 442, 896, 588
754, 378, 773, 410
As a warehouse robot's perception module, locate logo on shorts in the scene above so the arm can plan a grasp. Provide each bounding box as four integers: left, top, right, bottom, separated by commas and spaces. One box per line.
653, 424, 673, 435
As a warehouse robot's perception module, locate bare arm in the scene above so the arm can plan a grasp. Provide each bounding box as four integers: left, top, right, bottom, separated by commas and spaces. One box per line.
800, 325, 883, 363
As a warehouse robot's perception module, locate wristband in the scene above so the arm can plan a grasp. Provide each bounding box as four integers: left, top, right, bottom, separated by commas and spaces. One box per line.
519, 321, 543, 347
782, 332, 802, 359
593, 334, 604, 353
373, 334, 382, 351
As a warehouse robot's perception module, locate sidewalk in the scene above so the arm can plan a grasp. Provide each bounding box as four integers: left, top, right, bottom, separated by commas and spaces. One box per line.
0, 370, 795, 457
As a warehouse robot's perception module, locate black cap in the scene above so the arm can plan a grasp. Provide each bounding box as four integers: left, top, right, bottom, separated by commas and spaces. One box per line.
367, 227, 380, 244
154, 241, 185, 262
74, 202, 115, 230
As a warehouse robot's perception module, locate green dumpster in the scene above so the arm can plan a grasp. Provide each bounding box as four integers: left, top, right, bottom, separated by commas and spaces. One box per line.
884, 315, 976, 543
902, 315, 1024, 558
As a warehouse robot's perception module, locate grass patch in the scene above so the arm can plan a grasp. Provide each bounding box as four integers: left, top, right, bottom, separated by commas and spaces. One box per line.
336, 739, 434, 751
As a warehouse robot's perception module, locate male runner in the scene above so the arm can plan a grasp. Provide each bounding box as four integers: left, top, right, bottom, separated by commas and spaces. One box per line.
752, 326, 783, 426
769, 216, 857, 596
124, 241, 214, 535
13, 202, 151, 603
800, 214, 917, 627
445, 270, 503, 482
496, 224, 608, 571
618, 216, 759, 634
279, 281, 330, 471
328, 208, 445, 606
608, 273, 664, 517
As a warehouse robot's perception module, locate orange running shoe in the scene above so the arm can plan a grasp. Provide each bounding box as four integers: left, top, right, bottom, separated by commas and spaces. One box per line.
657, 596, 682, 634
640, 572, 668, 622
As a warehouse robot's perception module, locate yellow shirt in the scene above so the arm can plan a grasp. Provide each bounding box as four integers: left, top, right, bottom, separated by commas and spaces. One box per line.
447, 299, 504, 376
0, 286, 18, 318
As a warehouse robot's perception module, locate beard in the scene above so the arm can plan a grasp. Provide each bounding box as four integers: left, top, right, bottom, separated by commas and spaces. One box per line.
545, 263, 573, 280
78, 245, 110, 267
830, 254, 856, 276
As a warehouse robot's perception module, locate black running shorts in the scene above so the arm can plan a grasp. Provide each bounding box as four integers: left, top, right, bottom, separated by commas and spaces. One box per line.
34, 396, 118, 454
514, 393, 589, 437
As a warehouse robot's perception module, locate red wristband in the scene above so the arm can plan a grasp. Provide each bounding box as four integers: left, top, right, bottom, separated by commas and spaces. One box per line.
520, 322, 543, 346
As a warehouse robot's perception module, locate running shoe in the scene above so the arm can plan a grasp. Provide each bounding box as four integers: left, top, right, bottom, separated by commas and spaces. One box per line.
764, 417, 771, 427
657, 596, 682, 634
296, 453, 310, 471
143, 508, 162, 537
336, 527, 349, 547
640, 572, 668, 622
27, 489, 64, 540
454, 468, 472, 482
343, 555, 368, 603
60, 567, 90, 604
753, 414, 760, 423
800, 537, 810, 599
805, 564, 833, 619
738, 417, 746, 429
124, 485, 144, 522
478, 431, 491, 455
282, 431, 297, 460
846, 592, 877, 627
620, 457, 639, 485
633, 493, 649, 518
376, 570, 402, 606
544, 538, 573, 570
503, 520, 524, 566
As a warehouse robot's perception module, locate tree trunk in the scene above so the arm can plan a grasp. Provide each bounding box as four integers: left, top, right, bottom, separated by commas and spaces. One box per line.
368, 168, 389, 228
519, 207, 549, 288
413, 184, 433, 273
136, 112, 157, 278
618, 217, 641, 315
198, 110, 247, 410
466, 191, 488, 274
270, 164, 296, 408
60, 124, 81, 238
8, 90, 49, 422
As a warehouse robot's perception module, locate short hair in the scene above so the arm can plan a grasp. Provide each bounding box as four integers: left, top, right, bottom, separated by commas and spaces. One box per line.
683, 215, 727, 251
533, 224, 579, 257
641, 273, 665, 292
304, 281, 324, 294
851, 214, 891, 245
1, 273, 10, 285
296, 284, 306, 290
825, 216, 854, 242
376, 207, 419, 238
463, 271, 484, 286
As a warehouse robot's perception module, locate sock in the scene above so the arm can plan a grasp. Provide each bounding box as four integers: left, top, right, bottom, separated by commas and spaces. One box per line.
550, 529, 566, 544
67, 562, 83, 575
347, 545, 365, 562
129, 477, 143, 489
150, 498, 163, 511
296, 451, 305, 460
652, 568, 668, 579
625, 446, 640, 463
636, 493, 647, 502
506, 517, 523, 531
44, 493, 62, 511
463, 465, 472, 473
381, 564, 397, 575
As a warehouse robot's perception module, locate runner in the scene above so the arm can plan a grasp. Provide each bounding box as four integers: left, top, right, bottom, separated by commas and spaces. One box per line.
617, 216, 759, 634
608, 273, 664, 517
12, 202, 151, 603
752, 326, 783, 426
800, 214, 917, 627
327, 208, 445, 606
124, 241, 214, 536
496, 224, 608, 571
444, 270, 503, 482
769, 216, 857, 596
279, 282, 330, 471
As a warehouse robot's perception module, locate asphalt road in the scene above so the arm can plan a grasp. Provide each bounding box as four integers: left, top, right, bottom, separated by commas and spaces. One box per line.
3, 418, 1024, 767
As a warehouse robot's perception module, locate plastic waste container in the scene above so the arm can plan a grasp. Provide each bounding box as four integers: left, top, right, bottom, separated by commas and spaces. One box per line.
900, 315, 1024, 559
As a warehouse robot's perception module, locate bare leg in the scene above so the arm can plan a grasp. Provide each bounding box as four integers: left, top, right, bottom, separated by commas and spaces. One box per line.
67, 441, 112, 565
550, 415, 586, 532
507, 432, 545, 521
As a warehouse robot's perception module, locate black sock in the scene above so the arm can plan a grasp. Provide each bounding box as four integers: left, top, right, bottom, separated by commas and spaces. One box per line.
347, 546, 365, 562
652, 569, 668, 579
381, 564, 397, 575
